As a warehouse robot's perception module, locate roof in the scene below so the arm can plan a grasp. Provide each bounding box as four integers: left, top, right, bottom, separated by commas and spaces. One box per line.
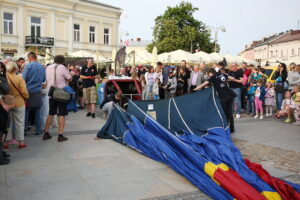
270, 30, 300, 44
80, 0, 122, 11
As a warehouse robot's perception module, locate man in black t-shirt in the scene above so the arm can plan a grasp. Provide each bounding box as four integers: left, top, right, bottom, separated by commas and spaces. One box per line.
194, 68, 239, 133
80, 59, 98, 118
228, 63, 244, 119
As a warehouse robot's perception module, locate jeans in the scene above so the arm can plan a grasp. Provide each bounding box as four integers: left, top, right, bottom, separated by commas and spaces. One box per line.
25, 106, 42, 135
40, 94, 49, 131
102, 102, 113, 115
153, 95, 160, 100
275, 92, 284, 111
247, 98, 255, 115
146, 84, 154, 100
231, 88, 241, 114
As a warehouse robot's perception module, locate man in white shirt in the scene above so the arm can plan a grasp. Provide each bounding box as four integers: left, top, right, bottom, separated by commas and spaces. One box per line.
188, 65, 205, 93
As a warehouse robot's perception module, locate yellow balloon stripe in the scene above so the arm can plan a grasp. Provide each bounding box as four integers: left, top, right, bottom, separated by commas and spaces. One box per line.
261, 191, 282, 200
204, 162, 229, 185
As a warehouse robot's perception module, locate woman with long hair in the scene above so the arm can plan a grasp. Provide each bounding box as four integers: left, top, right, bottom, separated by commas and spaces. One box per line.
145, 66, 155, 100
274, 63, 288, 112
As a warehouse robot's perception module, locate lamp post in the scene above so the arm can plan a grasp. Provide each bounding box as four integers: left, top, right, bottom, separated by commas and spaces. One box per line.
208, 25, 226, 52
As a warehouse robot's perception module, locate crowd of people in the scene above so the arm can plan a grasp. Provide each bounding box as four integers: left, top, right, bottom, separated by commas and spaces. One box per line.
0, 53, 101, 165
0, 52, 300, 166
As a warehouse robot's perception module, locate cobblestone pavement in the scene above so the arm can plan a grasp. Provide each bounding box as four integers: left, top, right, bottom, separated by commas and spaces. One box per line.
233, 138, 300, 174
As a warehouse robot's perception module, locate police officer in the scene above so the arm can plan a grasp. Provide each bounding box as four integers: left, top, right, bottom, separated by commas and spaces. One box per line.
194, 68, 239, 133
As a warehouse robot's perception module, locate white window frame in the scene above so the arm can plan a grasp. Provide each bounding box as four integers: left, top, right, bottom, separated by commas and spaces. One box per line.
89, 26, 95, 44
27, 15, 45, 37
104, 28, 110, 45
30, 16, 41, 37
3, 12, 14, 35
74, 23, 80, 42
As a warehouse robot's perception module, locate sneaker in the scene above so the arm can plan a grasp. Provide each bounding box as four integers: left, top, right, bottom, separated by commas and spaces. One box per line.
86, 112, 91, 117
18, 143, 26, 149
91, 113, 95, 118
8, 139, 19, 145
284, 118, 292, 123
291, 121, 300, 126
58, 135, 68, 142
260, 115, 264, 120
43, 132, 52, 140
236, 114, 241, 119
254, 115, 258, 119
0, 158, 10, 165
3, 151, 10, 158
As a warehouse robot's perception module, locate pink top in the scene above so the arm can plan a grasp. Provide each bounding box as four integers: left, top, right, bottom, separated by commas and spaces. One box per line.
46, 64, 71, 90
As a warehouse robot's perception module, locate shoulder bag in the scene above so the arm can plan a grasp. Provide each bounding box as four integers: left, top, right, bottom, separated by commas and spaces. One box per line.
48, 65, 71, 103
6, 74, 29, 107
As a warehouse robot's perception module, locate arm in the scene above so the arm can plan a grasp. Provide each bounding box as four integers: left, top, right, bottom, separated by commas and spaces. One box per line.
63, 66, 72, 82
0, 77, 10, 94
0, 97, 9, 112
194, 81, 210, 91
22, 65, 29, 82
20, 78, 29, 99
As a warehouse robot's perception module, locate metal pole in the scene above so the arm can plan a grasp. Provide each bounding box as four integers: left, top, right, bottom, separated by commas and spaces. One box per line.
96, 49, 99, 70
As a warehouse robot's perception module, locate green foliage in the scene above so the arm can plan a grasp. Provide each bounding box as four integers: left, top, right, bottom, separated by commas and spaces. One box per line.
147, 1, 215, 54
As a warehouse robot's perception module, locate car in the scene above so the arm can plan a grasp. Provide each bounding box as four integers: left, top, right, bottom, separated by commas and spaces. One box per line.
104, 78, 142, 108
263, 66, 278, 84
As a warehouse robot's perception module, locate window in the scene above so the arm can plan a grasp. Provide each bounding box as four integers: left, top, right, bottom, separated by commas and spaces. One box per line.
291, 49, 295, 56
74, 24, 80, 42
104, 28, 109, 45
270, 51, 273, 58
275, 50, 278, 57
31, 17, 41, 37
4, 13, 13, 35
281, 50, 283, 57
89, 26, 95, 43
298, 48, 300, 57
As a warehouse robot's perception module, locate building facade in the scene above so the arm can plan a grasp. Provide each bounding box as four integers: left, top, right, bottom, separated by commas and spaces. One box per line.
0, 0, 122, 58
240, 30, 300, 65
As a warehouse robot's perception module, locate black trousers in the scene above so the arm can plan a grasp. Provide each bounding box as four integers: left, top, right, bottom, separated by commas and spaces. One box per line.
220, 96, 235, 132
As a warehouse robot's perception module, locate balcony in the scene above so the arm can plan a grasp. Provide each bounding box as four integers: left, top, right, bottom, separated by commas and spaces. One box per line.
25, 36, 54, 47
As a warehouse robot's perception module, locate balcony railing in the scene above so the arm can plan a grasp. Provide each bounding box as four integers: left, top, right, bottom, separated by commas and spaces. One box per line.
25, 36, 54, 46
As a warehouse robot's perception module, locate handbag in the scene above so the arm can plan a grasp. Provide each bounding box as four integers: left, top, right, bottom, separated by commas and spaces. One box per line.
48, 65, 71, 103
274, 82, 284, 93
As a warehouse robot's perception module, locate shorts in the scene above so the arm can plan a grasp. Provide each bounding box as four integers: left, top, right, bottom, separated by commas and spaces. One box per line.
49, 98, 68, 116
83, 86, 97, 104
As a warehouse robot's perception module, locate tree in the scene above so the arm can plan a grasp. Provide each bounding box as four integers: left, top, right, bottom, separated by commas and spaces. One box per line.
147, 2, 215, 54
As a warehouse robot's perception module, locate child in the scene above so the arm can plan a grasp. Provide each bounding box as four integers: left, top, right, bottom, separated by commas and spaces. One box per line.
140, 74, 147, 100
274, 90, 294, 123
292, 86, 300, 125
153, 78, 160, 100
247, 82, 256, 115
254, 80, 266, 119
164, 70, 177, 99
264, 82, 275, 116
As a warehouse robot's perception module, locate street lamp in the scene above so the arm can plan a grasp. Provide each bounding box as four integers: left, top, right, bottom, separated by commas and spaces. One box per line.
208, 25, 226, 52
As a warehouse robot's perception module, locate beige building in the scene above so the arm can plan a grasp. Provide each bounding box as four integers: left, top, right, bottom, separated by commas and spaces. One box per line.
0, 0, 122, 58
240, 30, 300, 65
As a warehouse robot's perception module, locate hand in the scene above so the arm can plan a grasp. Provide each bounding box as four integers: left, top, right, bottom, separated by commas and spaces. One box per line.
1, 103, 9, 112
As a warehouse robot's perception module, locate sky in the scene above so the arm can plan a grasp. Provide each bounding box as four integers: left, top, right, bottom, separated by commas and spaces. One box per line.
99, 0, 300, 55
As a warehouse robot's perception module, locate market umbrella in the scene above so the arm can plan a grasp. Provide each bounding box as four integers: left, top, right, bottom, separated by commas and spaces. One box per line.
193, 51, 212, 63
151, 46, 158, 67
166, 49, 199, 63
209, 52, 223, 63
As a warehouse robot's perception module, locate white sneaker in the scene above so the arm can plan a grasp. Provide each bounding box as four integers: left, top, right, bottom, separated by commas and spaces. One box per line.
254, 115, 258, 119
260, 115, 264, 119
236, 114, 241, 119
266, 113, 269, 117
